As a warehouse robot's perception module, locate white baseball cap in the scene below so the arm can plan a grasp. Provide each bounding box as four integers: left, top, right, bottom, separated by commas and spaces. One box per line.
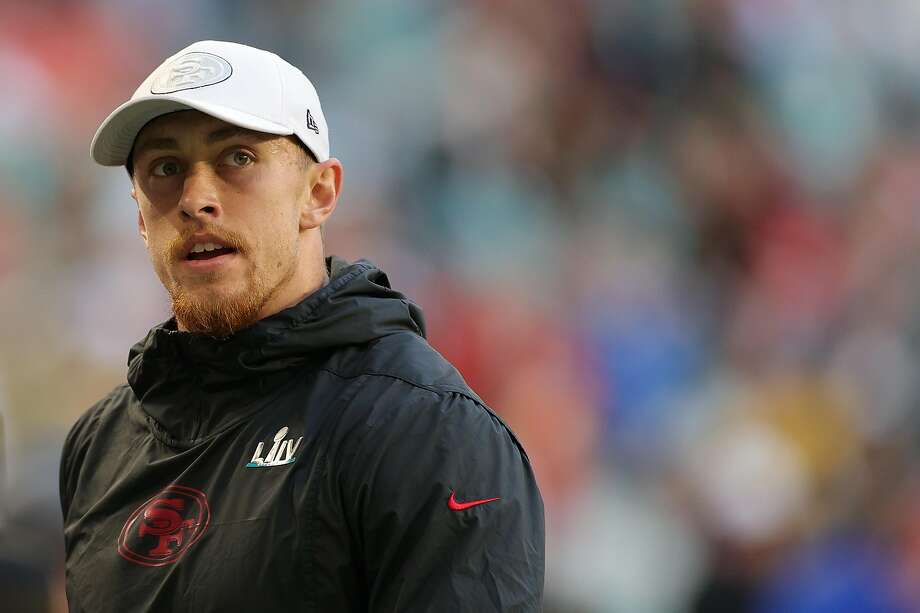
90, 40, 329, 166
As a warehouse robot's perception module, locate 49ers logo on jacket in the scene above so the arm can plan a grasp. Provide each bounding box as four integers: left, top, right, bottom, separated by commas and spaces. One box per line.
117, 485, 210, 567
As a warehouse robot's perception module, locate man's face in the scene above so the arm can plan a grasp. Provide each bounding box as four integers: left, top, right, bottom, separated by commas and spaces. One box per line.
131, 110, 316, 336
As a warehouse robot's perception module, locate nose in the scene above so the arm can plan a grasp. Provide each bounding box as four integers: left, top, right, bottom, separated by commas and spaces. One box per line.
178, 166, 222, 221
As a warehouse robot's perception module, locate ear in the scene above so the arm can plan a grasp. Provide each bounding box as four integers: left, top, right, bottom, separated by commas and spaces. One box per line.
137, 208, 148, 247
131, 184, 149, 246
300, 158, 343, 231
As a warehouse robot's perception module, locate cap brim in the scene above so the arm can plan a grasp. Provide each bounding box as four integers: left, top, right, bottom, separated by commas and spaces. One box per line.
90, 95, 294, 166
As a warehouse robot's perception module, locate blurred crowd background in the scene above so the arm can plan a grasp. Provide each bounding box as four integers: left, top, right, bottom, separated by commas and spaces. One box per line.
4, 0, 920, 611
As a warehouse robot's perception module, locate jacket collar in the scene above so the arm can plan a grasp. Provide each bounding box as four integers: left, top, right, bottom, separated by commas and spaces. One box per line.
126, 256, 426, 444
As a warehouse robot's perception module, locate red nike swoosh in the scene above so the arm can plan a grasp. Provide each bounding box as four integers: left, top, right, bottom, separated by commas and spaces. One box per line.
448, 490, 500, 511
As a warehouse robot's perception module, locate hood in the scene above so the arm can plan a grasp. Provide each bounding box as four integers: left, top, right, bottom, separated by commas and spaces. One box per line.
126, 256, 426, 444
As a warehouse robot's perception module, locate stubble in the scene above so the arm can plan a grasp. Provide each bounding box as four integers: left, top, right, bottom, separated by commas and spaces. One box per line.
155, 228, 298, 338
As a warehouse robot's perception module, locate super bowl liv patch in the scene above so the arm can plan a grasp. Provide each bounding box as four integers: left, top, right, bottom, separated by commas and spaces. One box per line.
245, 426, 303, 468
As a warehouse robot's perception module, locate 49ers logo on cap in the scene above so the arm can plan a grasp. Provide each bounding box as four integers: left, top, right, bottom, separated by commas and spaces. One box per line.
151, 52, 232, 94
117, 485, 210, 566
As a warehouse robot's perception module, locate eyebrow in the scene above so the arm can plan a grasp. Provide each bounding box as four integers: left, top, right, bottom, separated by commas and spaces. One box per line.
133, 126, 266, 157
205, 126, 259, 144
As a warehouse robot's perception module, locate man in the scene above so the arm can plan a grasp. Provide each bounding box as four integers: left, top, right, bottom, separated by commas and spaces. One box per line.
60, 40, 544, 612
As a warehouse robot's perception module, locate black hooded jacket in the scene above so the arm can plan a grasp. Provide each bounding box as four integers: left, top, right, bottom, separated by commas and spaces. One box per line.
60, 257, 544, 612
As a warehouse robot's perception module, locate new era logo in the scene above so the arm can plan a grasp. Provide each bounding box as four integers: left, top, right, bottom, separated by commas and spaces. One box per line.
306, 109, 320, 134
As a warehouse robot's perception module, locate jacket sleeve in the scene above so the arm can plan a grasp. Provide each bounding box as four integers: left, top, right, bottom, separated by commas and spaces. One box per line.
341, 387, 545, 612
59, 394, 109, 525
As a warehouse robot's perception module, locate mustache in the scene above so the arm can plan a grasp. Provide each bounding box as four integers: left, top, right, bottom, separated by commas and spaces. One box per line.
167, 227, 247, 260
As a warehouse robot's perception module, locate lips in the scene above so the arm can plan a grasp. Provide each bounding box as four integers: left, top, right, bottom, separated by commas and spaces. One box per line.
177, 233, 241, 262
179, 250, 238, 273
174, 232, 243, 273
186, 241, 236, 261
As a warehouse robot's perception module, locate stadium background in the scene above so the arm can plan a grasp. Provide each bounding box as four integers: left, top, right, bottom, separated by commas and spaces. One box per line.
4, 0, 920, 611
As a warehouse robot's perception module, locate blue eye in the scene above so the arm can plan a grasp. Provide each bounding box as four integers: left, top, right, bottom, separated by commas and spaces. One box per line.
224, 150, 253, 167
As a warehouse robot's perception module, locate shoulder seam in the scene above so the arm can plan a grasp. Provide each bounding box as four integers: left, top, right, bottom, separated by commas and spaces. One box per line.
316, 366, 531, 462
316, 366, 481, 404
323, 367, 536, 471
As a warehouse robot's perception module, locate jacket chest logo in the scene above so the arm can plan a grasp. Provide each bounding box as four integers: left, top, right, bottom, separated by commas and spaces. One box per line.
246, 426, 303, 468
118, 485, 210, 566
